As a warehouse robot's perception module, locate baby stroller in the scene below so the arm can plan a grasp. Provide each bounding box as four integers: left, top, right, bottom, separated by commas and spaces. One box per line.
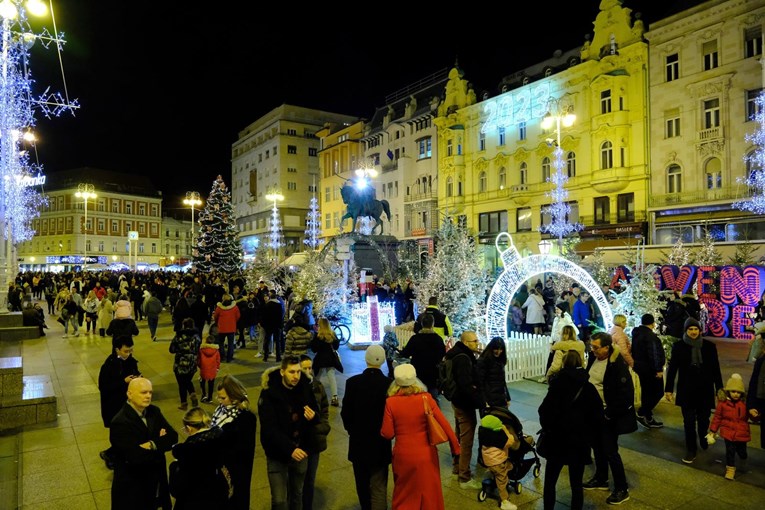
477, 406, 541, 502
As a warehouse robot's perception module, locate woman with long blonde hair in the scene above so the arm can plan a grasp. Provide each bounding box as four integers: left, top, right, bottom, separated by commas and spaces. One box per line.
310, 317, 342, 406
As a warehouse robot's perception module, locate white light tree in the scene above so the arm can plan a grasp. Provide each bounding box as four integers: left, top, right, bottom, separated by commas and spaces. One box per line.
735, 92, 765, 214
303, 196, 323, 250
539, 143, 582, 252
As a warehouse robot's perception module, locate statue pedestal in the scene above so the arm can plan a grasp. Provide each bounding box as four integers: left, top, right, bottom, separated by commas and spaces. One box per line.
352, 235, 399, 278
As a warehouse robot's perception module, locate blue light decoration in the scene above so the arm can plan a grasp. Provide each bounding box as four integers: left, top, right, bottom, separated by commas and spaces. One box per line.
539, 144, 582, 243
735, 92, 765, 214
0, 1, 77, 277
486, 233, 613, 340
480, 82, 550, 133
303, 196, 323, 249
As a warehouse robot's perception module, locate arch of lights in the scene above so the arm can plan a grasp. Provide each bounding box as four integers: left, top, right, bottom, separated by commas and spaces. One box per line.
485, 233, 614, 340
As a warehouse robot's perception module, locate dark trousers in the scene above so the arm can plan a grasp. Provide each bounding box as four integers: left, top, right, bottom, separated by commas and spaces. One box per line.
681, 404, 710, 454
592, 424, 628, 491
199, 378, 215, 399
637, 370, 664, 420
263, 327, 282, 359
544, 459, 585, 510
174, 371, 196, 403
351, 463, 389, 510
218, 332, 236, 362
725, 439, 748, 467
302, 452, 320, 510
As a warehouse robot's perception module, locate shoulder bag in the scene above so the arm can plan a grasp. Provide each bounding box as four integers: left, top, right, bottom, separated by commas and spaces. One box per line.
423, 394, 449, 445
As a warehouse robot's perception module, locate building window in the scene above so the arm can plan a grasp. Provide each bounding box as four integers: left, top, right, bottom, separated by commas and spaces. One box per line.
112, 200, 119, 213
333, 212, 339, 228
478, 171, 487, 192
447, 139, 453, 157
112, 221, 118, 233
566, 152, 576, 178
457, 179, 463, 196
287, 128, 297, 136
617, 193, 634, 222
706, 157, 722, 189
97, 200, 105, 212
542, 157, 551, 182
498, 167, 506, 189
151, 243, 156, 254
308, 148, 317, 156
747, 89, 763, 120
418, 137, 432, 159
287, 167, 297, 173
139, 204, 146, 215
479, 132, 486, 151
446, 177, 453, 197
139, 243, 144, 253
151, 204, 158, 216
138, 223, 145, 234
520, 162, 527, 185
594, 196, 610, 224
98, 241, 104, 252
703, 98, 720, 128
667, 164, 682, 193
325, 213, 331, 229
479, 211, 508, 234
600, 141, 613, 169
745, 26, 763, 58
287, 182, 296, 191
703, 40, 719, 71
516, 207, 531, 232
666, 53, 679, 82
112, 241, 117, 253
98, 219, 105, 231
666, 116, 681, 138
125, 203, 133, 214
600, 89, 612, 114
324, 187, 330, 202
287, 145, 297, 154
498, 127, 506, 146
518, 122, 526, 141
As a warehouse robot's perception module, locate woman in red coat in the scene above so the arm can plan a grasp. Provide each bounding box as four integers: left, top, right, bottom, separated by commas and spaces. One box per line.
381, 364, 460, 510
212, 294, 241, 363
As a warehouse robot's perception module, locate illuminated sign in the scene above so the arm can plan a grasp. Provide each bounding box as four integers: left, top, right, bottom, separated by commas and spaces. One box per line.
18, 173, 45, 187
46, 255, 106, 264
480, 82, 551, 133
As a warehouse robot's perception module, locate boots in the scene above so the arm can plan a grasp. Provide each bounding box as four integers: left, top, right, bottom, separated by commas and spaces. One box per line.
725, 466, 736, 480
178, 402, 188, 411
190, 393, 199, 407
331, 395, 339, 407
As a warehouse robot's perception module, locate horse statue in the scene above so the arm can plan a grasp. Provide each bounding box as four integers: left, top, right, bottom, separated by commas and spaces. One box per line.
340, 183, 391, 235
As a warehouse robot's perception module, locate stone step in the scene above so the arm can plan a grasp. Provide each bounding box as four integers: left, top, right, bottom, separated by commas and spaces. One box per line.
0, 326, 40, 342
0, 357, 23, 399
0, 313, 23, 328
0, 374, 57, 430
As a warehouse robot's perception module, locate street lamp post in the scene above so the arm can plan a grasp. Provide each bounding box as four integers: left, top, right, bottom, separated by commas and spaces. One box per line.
265, 190, 284, 259
540, 96, 577, 254
183, 191, 202, 246
75, 183, 96, 270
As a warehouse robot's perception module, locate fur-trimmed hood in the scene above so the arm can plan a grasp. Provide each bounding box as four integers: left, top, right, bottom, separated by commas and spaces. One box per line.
216, 300, 236, 310
261, 366, 281, 389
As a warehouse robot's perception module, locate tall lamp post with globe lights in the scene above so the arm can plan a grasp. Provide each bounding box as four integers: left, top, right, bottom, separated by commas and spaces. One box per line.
75, 184, 96, 270
183, 191, 202, 248
265, 190, 284, 259
539, 96, 580, 254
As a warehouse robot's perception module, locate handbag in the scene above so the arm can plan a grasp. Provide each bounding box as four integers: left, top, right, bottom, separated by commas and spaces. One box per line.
332, 349, 344, 373
423, 395, 449, 445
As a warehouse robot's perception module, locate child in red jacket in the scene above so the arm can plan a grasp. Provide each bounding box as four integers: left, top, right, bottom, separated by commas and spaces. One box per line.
197, 334, 221, 403
708, 373, 751, 480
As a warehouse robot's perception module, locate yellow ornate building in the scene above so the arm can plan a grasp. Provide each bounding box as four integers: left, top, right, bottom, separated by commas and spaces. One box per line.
434, 0, 650, 270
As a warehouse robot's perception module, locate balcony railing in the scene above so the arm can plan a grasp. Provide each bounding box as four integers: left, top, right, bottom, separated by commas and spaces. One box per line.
698, 126, 722, 141
404, 191, 436, 202
648, 187, 751, 207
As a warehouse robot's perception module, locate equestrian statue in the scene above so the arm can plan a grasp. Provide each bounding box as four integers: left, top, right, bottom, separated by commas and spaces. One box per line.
340, 181, 391, 235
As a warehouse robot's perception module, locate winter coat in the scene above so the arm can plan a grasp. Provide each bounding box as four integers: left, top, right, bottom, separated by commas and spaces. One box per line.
550, 312, 578, 342
587, 345, 637, 435
261, 299, 285, 330
662, 300, 689, 338
106, 317, 139, 340
170, 426, 230, 510
665, 336, 723, 409
748, 355, 765, 414
546, 339, 586, 379
413, 305, 452, 339
522, 293, 546, 325
238, 297, 260, 328
710, 398, 751, 443
476, 353, 510, 407
284, 325, 314, 356
631, 324, 665, 374
538, 366, 603, 465
216, 408, 257, 510
341, 367, 392, 468
399, 329, 446, 389
308, 377, 331, 452
572, 299, 591, 331
310, 334, 341, 372
98, 353, 140, 427
212, 300, 240, 334
609, 325, 633, 368
170, 328, 201, 375
381, 392, 459, 510
444, 341, 484, 411
99, 298, 114, 332
198, 343, 221, 381
109, 403, 178, 510
142, 295, 163, 318
258, 367, 319, 462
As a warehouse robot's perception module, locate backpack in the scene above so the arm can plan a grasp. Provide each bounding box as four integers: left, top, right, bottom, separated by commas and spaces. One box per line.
437, 353, 469, 401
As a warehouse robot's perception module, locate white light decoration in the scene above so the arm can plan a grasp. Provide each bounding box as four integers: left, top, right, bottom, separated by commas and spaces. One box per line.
350, 296, 396, 345
735, 92, 765, 214
303, 195, 323, 249
265, 190, 284, 255
486, 233, 613, 340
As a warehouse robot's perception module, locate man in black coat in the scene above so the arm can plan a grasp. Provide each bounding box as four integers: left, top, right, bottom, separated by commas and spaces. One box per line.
109, 377, 178, 510
399, 313, 446, 401
98, 336, 141, 469
631, 313, 666, 428
341, 345, 392, 510
261, 290, 285, 362
413, 296, 452, 340
584, 332, 636, 506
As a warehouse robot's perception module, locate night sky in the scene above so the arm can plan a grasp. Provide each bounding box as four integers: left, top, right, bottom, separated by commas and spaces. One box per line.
30, 1, 701, 211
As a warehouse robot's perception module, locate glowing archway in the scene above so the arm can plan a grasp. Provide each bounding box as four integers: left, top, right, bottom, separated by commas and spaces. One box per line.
485, 233, 613, 340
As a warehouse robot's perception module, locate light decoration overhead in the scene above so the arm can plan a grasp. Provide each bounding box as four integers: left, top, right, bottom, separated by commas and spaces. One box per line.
485, 233, 613, 340
735, 92, 765, 214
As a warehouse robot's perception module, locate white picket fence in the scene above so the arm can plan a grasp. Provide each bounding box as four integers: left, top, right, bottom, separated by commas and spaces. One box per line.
504, 331, 550, 383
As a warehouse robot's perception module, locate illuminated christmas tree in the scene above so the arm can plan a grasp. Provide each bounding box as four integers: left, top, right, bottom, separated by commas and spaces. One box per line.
303, 196, 323, 249
693, 229, 723, 266
664, 238, 691, 266
416, 217, 490, 336
735, 92, 765, 214
539, 145, 582, 252
195, 175, 242, 273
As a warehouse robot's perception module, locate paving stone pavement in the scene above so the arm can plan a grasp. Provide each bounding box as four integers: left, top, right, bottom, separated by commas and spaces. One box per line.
2, 306, 765, 509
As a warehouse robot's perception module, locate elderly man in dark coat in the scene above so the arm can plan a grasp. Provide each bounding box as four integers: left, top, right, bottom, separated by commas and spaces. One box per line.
110, 377, 178, 510
341, 345, 392, 510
